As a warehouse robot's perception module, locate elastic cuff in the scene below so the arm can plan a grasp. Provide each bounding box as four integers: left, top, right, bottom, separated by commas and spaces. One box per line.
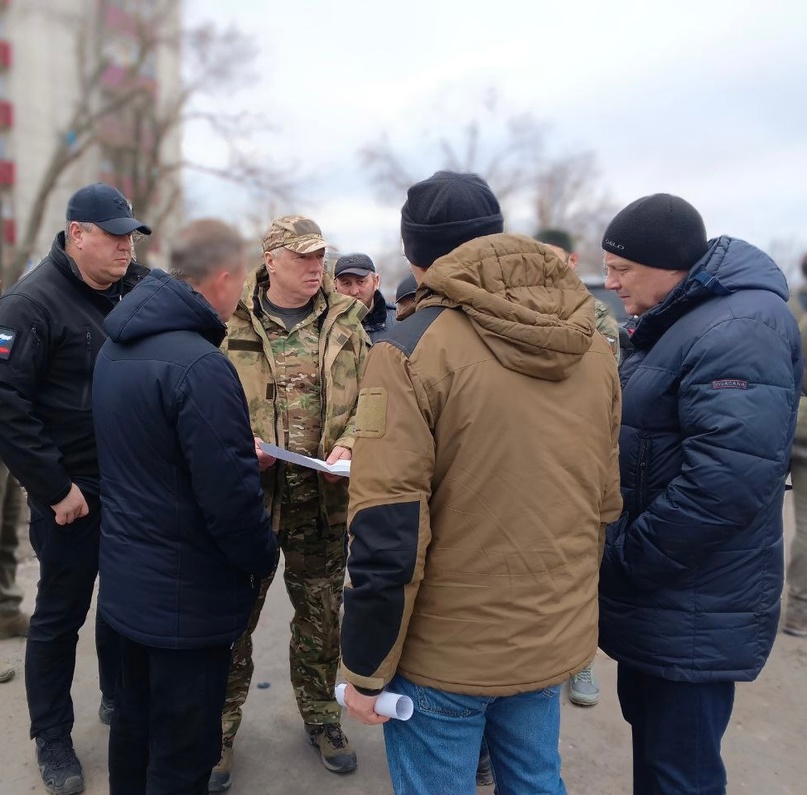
354, 685, 383, 697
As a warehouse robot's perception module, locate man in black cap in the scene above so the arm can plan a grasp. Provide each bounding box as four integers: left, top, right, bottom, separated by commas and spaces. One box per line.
0, 183, 150, 795
394, 273, 417, 319
340, 171, 621, 794
334, 253, 396, 343
599, 193, 801, 794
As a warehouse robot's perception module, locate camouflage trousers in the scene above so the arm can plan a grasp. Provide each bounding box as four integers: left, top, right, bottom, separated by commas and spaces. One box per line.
220, 516, 347, 745
0, 460, 25, 614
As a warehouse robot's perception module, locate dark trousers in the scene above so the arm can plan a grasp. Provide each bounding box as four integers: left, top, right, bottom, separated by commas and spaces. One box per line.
617, 663, 735, 795
25, 497, 119, 738
109, 637, 232, 795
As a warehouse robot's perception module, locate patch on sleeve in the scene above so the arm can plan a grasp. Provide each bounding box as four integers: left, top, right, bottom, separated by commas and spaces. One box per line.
355, 387, 387, 438
0, 326, 17, 361
712, 379, 748, 390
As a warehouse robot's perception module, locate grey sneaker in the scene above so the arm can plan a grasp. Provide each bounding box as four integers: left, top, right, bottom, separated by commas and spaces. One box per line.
306, 723, 357, 773
98, 696, 115, 726
569, 665, 599, 706
35, 731, 85, 795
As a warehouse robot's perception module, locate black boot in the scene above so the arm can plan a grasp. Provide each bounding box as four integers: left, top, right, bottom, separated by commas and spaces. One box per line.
35, 730, 85, 795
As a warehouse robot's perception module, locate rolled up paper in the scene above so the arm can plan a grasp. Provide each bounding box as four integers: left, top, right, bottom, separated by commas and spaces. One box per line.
335, 682, 414, 721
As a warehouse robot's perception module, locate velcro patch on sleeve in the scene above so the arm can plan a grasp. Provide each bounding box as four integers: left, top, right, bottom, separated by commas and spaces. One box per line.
0, 326, 18, 361
355, 387, 387, 438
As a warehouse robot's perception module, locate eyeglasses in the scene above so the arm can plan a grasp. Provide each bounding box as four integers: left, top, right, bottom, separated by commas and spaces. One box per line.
601, 263, 632, 279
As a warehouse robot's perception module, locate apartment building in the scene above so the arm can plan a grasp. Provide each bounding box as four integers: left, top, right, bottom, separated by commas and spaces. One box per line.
0, 0, 183, 279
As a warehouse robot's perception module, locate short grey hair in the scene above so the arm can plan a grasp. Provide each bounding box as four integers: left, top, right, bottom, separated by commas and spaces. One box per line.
65, 220, 95, 238
169, 219, 246, 284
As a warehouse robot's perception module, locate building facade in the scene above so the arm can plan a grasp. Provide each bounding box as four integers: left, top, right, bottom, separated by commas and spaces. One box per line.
0, 0, 183, 281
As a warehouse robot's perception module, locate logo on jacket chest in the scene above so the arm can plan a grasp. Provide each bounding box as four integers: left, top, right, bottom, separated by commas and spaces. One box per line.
712, 379, 748, 390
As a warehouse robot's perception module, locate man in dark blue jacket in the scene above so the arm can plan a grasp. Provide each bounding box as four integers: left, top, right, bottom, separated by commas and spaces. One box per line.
93, 219, 277, 795
599, 194, 801, 795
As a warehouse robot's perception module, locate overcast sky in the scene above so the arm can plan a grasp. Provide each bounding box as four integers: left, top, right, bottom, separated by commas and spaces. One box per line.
182, 0, 807, 278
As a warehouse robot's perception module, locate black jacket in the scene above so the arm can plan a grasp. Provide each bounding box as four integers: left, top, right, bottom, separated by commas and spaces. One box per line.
94, 269, 276, 649
0, 234, 147, 506
363, 290, 397, 344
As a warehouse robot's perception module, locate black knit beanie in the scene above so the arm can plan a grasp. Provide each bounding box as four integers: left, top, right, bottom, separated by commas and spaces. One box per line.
602, 193, 708, 270
400, 171, 504, 268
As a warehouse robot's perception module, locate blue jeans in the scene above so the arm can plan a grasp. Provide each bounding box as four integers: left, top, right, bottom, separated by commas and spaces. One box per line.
617, 663, 735, 795
383, 674, 566, 795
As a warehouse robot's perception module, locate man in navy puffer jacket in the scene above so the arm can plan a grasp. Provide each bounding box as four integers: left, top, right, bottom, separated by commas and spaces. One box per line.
93, 220, 277, 794
599, 194, 801, 795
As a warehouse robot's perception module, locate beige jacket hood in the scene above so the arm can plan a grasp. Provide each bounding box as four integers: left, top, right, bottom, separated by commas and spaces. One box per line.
416, 233, 596, 380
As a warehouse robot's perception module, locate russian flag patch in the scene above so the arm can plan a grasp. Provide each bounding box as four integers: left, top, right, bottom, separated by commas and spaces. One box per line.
0, 326, 17, 360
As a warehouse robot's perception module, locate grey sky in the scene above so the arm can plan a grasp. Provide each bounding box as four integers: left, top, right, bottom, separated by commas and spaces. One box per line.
183, 0, 807, 272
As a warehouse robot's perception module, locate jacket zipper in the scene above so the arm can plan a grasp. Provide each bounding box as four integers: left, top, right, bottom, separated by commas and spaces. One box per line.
81, 327, 92, 407
634, 436, 650, 517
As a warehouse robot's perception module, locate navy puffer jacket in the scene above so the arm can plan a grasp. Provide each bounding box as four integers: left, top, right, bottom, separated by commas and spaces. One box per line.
94, 269, 276, 649
599, 236, 801, 682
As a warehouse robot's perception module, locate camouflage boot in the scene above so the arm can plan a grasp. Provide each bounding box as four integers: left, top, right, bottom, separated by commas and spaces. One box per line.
306, 723, 357, 773
783, 595, 807, 637
207, 742, 233, 792
0, 610, 29, 639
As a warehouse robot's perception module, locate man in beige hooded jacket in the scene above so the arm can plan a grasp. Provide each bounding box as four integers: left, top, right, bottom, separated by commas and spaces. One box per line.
340, 171, 622, 794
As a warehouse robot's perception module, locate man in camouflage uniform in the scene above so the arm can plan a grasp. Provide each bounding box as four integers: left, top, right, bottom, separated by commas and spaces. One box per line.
538, 228, 621, 365
535, 228, 620, 713
209, 216, 368, 791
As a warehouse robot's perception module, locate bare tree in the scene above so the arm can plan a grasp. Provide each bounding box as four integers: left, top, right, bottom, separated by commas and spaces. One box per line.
359, 91, 616, 275
768, 237, 806, 286
4, 0, 294, 283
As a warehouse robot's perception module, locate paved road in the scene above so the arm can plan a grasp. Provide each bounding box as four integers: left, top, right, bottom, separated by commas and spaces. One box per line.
1, 500, 806, 794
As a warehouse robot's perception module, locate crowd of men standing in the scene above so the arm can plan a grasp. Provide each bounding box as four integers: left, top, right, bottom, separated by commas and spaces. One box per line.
0, 173, 803, 795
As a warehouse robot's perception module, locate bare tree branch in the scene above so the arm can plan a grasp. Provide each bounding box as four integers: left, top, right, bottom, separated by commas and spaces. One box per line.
358, 90, 615, 272
4, 0, 292, 283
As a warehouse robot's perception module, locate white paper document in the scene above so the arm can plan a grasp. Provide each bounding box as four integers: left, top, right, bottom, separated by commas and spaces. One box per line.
259, 442, 351, 477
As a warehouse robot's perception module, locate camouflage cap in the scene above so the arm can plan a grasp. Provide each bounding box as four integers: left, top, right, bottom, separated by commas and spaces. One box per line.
261, 215, 328, 254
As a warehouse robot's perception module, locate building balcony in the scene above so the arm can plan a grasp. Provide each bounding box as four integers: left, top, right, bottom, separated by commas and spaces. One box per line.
3, 218, 15, 245
0, 160, 14, 186
100, 63, 156, 94
0, 100, 13, 128
0, 41, 12, 69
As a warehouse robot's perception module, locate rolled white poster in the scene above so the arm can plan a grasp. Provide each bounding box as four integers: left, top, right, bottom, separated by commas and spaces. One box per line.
335, 683, 414, 721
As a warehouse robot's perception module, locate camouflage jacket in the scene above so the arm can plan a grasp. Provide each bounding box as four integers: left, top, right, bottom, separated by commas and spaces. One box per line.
594, 298, 620, 364
223, 268, 368, 527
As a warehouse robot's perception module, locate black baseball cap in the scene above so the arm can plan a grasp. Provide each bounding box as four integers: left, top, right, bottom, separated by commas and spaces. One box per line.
395, 273, 417, 303
66, 183, 152, 236
334, 253, 376, 278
